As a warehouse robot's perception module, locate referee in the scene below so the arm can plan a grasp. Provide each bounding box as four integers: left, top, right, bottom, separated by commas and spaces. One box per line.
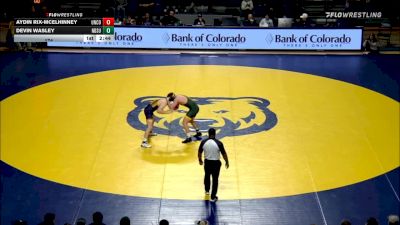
198, 128, 229, 202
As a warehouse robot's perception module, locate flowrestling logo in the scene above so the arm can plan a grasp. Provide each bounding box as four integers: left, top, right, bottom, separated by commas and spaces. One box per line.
127, 96, 277, 139
326, 11, 382, 18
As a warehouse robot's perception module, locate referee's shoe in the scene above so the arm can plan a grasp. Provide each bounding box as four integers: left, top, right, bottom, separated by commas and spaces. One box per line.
210, 196, 218, 202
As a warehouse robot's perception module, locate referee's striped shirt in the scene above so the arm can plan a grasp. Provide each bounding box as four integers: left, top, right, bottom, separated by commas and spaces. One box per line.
198, 137, 226, 160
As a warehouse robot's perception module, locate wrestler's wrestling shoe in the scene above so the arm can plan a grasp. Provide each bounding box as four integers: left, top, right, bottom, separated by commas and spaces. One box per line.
182, 137, 192, 143
194, 132, 202, 140
141, 142, 152, 148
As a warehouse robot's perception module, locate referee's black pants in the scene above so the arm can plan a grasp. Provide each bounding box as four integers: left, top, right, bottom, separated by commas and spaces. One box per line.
204, 159, 221, 199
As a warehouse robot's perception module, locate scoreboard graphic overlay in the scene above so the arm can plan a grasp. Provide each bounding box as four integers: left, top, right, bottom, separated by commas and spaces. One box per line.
14, 14, 114, 42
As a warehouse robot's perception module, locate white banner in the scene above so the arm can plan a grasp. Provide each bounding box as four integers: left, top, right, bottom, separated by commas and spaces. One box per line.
48, 27, 363, 50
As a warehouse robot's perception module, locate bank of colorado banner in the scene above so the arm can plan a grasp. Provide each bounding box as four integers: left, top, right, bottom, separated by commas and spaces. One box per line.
48, 27, 362, 50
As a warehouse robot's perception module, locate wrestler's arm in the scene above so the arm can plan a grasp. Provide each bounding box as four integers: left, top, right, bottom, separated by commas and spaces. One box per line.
168, 96, 180, 109
157, 99, 173, 114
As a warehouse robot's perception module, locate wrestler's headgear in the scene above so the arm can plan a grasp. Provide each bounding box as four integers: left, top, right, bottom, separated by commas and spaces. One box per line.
167, 92, 175, 102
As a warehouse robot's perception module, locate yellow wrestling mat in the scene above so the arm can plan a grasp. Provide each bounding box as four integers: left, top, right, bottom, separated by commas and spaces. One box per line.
1, 65, 398, 200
